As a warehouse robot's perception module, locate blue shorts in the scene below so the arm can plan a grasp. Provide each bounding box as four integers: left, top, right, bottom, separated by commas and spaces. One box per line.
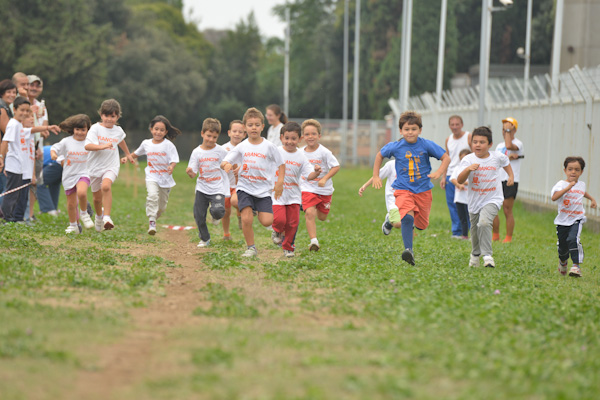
237, 190, 273, 214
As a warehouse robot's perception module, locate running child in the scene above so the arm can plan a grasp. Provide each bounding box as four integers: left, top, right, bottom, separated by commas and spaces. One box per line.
300, 119, 340, 251
551, 156, 597, 277
221, 107, 285, 258
84, 99, 134, 231
449, 148, 472, 239
187, 118, 229, 248
126, 115, 180, 235
272, 121, 321, 257
51, 114, 94, 233
372, 111, 450, 265
456, 126, 513, 268
221, 119, 246, 238
358, 160, 398, 235
0, 97, 59, 222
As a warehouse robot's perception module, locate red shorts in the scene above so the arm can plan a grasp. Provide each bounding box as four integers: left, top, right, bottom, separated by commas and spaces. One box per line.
301, 192, 332, 214
394, 189, 432, 230
224, 187, 236, 208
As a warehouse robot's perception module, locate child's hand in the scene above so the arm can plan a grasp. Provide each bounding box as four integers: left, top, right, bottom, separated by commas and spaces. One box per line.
186, 167, 196, 179
567, 180, 577, 189
372, 177, 382, 189
468, 164, 479, 171
48, 125, 61, 135
120, 156, 127, 164
358, 185, 366, 196
126, 154, 135, 164
233, 165, 240, 177
167, 165, 175, 175
101, 143, 113, 150
274, 181, 284, 199
456, 183, 465, 191
591, 199, 597, 209
313, 164, 322, 175
221, 162, 232, 173
507, 177, 514, 186
317, 177, 327, 187
428, 170, 443, 180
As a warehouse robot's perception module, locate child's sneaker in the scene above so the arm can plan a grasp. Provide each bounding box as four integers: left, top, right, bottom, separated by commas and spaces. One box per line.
483, 255, 495, 268
95, 215, 104, 232
283, 250, 295, 258
469, 254, 480, 267
103, 216, 114, 230
568, 265, 582, 277
65, 224, 82, 234
309, 238, 320, 252
401, 248, 415, 266
148, 221, 157, 236
242, 246, 258, 257
197, 239, 211, 248
381, 214, 392, 235
558, 260, 568, 276
271, 231, 283, 245
211, 216, 221, 226
80, 212, 94, 229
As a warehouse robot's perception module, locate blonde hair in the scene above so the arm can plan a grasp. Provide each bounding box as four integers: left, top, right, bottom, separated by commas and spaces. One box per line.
242, 107, 264, 124
301, 119, 322, 135
202, 118, 221, 134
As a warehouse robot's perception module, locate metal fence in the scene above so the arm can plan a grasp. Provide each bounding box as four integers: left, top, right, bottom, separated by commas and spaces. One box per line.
389, 64, 600, 221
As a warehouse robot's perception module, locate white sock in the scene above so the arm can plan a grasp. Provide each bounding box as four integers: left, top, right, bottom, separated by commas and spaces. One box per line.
70, 222, 77, 227
80, 210, 87, 216
310, 238, 319, 244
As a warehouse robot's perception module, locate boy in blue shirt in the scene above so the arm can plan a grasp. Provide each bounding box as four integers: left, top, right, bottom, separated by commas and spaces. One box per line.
372, 111, 450, 265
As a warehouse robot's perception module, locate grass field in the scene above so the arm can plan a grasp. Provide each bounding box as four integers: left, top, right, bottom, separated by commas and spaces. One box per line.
1, 164, 599, 400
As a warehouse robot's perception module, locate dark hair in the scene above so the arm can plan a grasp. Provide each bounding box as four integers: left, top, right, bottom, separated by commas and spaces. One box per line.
150, 115, 181, 141
267, 104, 288, 124
281, 121, 301, 137
13, 96, 30, 110
243, 107, 264, 124
459, 148, 472, 158
98, 98, 122, 117
399, 111, 422, 129
59, 114, 92, 136
202, 118, 221, 134
0, 79, 17, 98
229, 119, 243, 130
564, 156, 585, 171
471, 126, 493, 144
449, 115, 463, 125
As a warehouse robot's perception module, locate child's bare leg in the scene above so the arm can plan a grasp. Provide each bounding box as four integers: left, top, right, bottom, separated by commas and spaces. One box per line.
492, 215, 500, 237
223, 206, 232, 236
241, 207, 255, 246
66, 193, 78, 223
77, 182, 89, 212
503, 198, 515, 238
93, 190, 103, 216
101, 178, 113, 216
30, 189, 37, 219
257, 212, 273, 227
317, 210, 328, 222
305, 206, 318, 240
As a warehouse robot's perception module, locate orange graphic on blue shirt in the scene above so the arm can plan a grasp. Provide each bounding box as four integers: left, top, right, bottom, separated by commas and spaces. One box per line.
405, 151, 421, 182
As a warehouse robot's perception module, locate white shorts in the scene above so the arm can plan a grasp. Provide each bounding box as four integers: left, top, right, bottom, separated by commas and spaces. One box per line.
90, 171, 118, 192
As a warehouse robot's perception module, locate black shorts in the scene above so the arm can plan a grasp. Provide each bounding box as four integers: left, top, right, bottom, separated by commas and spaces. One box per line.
236, 190, 273, 214
502, 181, 519, 199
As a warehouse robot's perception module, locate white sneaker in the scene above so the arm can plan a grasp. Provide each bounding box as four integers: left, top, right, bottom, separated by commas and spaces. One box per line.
569, 265, 582, 277
283, 250, 295, 258
148, 221, 157, 236
469, 254, 480, 267
271, 231, 283, 245
242, 246, 258, 257
309, 239, 320, 252
483, 255, 495, 268
103, 216, 114, 230
65, 224, 81, 234
80, 212, 94, 229
197, 239, 211, 248
95, 215, 104, 232
381, 214, 392, 235
47, 210, 59, 217
558, 260, 568, 276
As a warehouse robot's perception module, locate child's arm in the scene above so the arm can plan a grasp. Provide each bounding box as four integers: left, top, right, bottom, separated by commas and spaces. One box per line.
503, 164, 514, 186
584, 192, 597, 208
457, 164, 477, 184
273, 164, 285, 199
503, 131, 520, 151
307, 164, 322, 181
372, 152, 384, 189
185, 166, 196, 178
551, 181, 576, 201
359, 177, 374, 196
31, 125, 60, 135
121, 153, 139, 164
428, 153, 450, 181
221, 161, 232, 173
0, 141, 6, 170
167, 162, 176, 175
450, 178, 466, 191
118, 141, 135, 164
318, 165, 339, 187
85, 142, 113, 151
440, 138, 450, 189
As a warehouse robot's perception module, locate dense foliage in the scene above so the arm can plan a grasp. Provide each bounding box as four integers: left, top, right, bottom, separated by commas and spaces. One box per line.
0, 0, 554, 129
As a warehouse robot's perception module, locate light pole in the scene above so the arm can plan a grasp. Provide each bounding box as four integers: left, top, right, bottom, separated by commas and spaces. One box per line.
283, 7, 290, 116
436, 0, 448, 106
341, 0, 349, 165
551, 0, 564, 96
352, 0, 361, 165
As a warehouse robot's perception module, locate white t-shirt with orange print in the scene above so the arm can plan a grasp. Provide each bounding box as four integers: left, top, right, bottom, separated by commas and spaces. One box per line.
134, 139, 179, 188
273, 146, 315, 206
223, 138, 284, 198
222, 140, 238, 189
188, 145, 229, 196
51, 136, 89, 190
552, 180, 587, 226
300, 144, 339, 196
85, 122, 126, 178
458, 151, 510, 214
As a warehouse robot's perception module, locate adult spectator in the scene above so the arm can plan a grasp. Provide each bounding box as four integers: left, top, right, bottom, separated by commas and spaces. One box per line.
441, 115, 471, 238
36, 145, 62, 216
0, 79, 18, 203
265, 104, 287, 147
493, 117, 524, 243
12, 72, 29, 99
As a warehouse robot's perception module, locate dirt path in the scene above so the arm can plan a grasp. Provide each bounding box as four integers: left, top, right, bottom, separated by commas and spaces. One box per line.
69, 228, 327, 400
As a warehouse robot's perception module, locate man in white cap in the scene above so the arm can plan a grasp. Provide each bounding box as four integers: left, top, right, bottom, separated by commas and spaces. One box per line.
493, 117, 523, 243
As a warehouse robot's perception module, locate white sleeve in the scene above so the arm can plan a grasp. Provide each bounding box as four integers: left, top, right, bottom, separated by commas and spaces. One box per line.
300, 157, 315, 178
379, 161, 395, 180
223, 145, 242, 165
168, 142, 180, 164
133, 141, 146, 157
85, 125, 99, 145
325, 149, 340, 169
450, 167, 460, 181
499, 153, 510, 168
187, 150, 199, 173
270, 144, 285, 167
551, 181, 566, 197
51, 140, 65, 158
